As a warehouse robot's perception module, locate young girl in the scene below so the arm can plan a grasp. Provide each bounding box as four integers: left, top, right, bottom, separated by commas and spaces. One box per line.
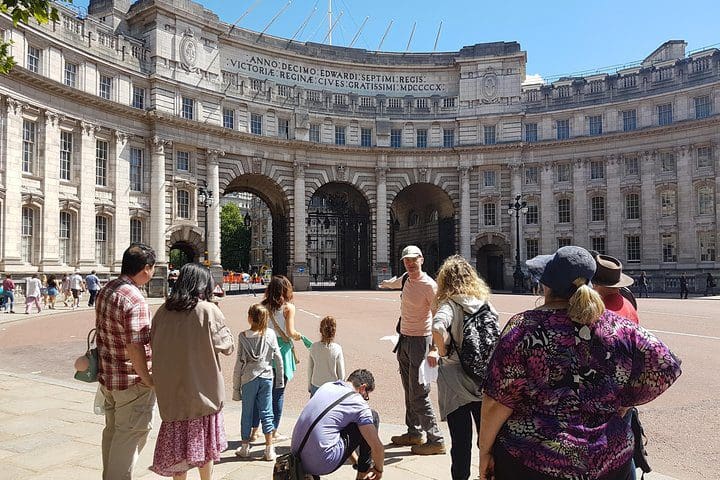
308, 316, 346, 396
233, 303, 284, 461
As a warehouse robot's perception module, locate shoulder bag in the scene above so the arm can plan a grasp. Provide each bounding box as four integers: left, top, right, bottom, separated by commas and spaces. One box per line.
273, 390, 356, 480
74, 329, 98, 383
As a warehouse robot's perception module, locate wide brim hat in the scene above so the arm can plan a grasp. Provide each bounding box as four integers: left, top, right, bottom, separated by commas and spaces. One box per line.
531, 246, 597, 298
592, 254, 634, 288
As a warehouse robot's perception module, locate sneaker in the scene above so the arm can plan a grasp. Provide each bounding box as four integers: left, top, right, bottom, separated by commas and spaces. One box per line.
264, 444, 277, 461
410, 441, 447, 455
272, 432, 289, 443
390, 433, 423, 446
235, 443, 251, 458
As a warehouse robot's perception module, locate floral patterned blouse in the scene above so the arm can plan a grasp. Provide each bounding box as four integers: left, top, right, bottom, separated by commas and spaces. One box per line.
484, 308, 682, 479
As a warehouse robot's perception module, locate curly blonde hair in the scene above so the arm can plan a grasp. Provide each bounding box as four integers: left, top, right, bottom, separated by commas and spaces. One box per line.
433, 255, 490, 309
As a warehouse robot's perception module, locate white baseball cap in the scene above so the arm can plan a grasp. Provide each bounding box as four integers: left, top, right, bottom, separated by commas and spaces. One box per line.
401, 245, 423, 259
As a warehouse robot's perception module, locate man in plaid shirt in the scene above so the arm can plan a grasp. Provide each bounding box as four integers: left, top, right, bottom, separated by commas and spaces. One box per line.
96, 243, 156, 480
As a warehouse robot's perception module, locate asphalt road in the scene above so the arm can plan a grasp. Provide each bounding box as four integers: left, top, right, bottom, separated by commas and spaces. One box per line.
0, 291, 717, 479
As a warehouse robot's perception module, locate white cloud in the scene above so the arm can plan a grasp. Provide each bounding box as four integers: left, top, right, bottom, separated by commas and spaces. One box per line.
522, 73, 545, 86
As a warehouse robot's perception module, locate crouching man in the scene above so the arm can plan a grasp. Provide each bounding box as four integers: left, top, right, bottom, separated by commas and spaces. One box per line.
291, 369, 384, 479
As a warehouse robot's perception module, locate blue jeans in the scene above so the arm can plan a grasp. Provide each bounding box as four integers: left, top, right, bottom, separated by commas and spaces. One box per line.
241, 376, 274, 441
253, 373, 286, 431
3, 291, 14, 310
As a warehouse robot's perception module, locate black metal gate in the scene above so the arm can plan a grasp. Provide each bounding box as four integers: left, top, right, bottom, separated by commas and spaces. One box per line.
272, 216, 288, 276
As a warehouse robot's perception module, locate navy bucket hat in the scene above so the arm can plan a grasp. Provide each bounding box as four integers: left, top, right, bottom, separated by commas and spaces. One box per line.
527, 246, 597, 298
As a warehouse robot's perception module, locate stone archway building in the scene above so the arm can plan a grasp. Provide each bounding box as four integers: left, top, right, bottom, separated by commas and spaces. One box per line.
0, 0, 718, 294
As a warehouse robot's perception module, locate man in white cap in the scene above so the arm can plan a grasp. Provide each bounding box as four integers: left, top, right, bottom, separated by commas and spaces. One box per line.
379, 245, 445, 455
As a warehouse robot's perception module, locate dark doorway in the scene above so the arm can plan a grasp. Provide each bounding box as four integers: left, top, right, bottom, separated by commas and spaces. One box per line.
308, 183, 371, 289
476, 245, 505, 290
169, 242, 195, 269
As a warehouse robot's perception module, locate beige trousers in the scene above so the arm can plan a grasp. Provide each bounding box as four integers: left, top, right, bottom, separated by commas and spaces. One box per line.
101, 383, 156, 480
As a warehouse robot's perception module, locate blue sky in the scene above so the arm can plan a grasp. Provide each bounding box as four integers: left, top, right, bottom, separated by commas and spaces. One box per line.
76, 0, 718, 81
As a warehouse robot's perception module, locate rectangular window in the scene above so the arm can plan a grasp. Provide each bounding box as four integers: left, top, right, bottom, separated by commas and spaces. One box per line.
699, 232, 716, 262
589, 115, 603, 135
591, 196, 606, 222
525, 166, 538, 185
662, 233, 677, 263
129, 147, 143, 192
251, 79, 263, 91
526, 90, 539, 102
621, 75, 637, 88
626, 236, 641, 262
99, 74, 112, 100
416, 129, 427, 148
21, 207, 34, 263
556, 163, 571, 182
391, 129, 402, 148
525, 123, 538, 142
557, 85, 571, 98
697, 146, 712, 168
360, 97, 373, 108
658, 103, 673, 126
526, 239, 539, 260
334, 126, 346, 145
483, 171, 496, 188
59, 131, 73, 181
443, 129, 455, 147
416, 98, 428, 109
132, 86, 145, 109
177, 190, 190, 219
556, 119, 570, 140
309, 123, 320, 142
483, 203, 496, 226
625, 193, 640, 220
278, 119, 290, 139
622, 109, 637, 131
589, 80, 603, 94
22, 120, 36, 174
130, 218, 142, 244
95, 216, 108, 265
692, 57, 711, 73
223, 108, 235, 129
557, 198, 571, 223
96, 140, 108, 186
557, 238, 572, 248
660, 152, 676, 173
181, 97, 194, 120
443, 97, 456, 108
484, 126, 496, 145
657, 67, 673, 81
250, 113, 262, 135
333, 93, 346, 106
306, 90, 321, 102
388, 98, 402, 109
176, 151, 190, 172
661, 190, 676, 217
695, 95, 711, 119
625, 156, 639, 176
27, 45, 40, 73
525, 204, 539, 225
59, 211, 72, 265
278, 85, 291, 98
591, 237, 606, 255
698, 187, 714, 215
64, 62, 77, 87
590, 160, 605, 180
361, 128, 372, 147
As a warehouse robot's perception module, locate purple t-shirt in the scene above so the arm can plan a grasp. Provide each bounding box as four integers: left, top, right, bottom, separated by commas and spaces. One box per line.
485, 308, 682, 478
291, 381, 373, 475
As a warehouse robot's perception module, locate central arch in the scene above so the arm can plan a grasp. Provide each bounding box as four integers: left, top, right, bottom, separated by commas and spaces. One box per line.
473, 233, 511, 290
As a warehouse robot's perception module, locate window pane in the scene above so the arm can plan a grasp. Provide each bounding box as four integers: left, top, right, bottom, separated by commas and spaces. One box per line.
443, 129, 455, 147
176, 151, 190, 171
309, 124, 320, 142
130, 148, 143, 192
96, 140, 108, 186
22, 120, 36, 173
251, 113, 263, 135
177, 190, 190, 219
334, 126, 346, 145
484, 125, 496, 145
391, 129, 402, 148
416, 129, 427, 148
60, 131, 73, 181
557, 119, 569, 140
361, 128, 372, 147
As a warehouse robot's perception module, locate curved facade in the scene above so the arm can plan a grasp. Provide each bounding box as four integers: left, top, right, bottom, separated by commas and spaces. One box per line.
0, 0, 718, 294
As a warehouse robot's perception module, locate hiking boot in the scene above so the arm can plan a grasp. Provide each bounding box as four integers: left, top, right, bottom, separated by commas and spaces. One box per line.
390, 433, 423, 446
235, 443, 251, 458
264, 444, 277, 461
410, 441, 447, 455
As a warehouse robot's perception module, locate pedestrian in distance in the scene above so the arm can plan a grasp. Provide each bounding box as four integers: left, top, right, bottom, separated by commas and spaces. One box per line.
40, 274, 49, 307
638, 271, 650, 298
60, 274, 71, 307
46, 274, 59, 309
308, 315, 346, 397
679, 272, 689, 299
69, 269, 85, 309
705, 272, 716, 296
150, 263, 235, 480
2, 274, 16, 313
86, 270, 101, 307
24, 274, 43, 314
378, 245, 445, 455
233, 303, 283, 461
426, 255, 500, 480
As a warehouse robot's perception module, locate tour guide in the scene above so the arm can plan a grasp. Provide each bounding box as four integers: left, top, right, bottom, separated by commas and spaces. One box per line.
379, 245, 446, 455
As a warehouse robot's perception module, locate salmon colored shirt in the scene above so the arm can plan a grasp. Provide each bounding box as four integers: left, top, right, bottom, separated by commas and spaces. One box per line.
383, 273, 437, 336
603, 293, 640, 324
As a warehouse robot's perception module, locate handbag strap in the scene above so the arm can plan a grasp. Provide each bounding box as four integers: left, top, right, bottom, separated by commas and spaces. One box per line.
269, 306, 292, 344
87, 328, 97, 350
297, 390, 356, 455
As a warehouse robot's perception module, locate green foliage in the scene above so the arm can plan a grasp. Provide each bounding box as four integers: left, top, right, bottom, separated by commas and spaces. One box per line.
169, 248, 191, 269
0, 0, 67, 74
220, 203, 250, 271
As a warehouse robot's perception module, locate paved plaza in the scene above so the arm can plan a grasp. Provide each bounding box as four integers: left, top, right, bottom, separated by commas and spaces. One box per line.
1, 290, 717, 479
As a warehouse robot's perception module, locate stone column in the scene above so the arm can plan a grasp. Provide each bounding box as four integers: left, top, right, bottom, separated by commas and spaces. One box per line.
540, 162, 555, 253
459, 165, 473, 260
509, 164, 523, 261
77, 121, 98, 268
40, 111, 62, 269
206, 149, 224, 267
112, 131, 129, 270
373, 164, 390, 285
1, 98, 24, 267
572, 158, 589, 250
640, 151, 660, 265
291, 156, 310, 291
606, 155, 622, 256
676, 146, 695, 264
149, 136, 169, 265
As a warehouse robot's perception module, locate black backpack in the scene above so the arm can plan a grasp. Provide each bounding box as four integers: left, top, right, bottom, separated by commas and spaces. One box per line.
448, 302, 500, 383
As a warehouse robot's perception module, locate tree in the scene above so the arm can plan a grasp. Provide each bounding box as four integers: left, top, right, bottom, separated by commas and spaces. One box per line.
220, 203, 250, 271
0, 1, 66, 74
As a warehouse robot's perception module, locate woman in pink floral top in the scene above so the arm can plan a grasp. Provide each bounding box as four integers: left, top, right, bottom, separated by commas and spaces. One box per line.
479, 247, 682, 480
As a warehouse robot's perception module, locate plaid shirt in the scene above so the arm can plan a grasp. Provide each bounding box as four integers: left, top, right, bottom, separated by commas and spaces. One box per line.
96, 275, 152, 391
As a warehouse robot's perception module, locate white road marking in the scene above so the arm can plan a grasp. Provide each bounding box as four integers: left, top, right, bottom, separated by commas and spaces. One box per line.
647, 329, 720, 341
641, 310, 711, 320
297, 308, 321, 319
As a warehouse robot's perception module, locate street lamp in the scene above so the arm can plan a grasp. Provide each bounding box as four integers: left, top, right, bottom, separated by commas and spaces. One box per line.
507, 194, 528, 293
197, 182, 213, 267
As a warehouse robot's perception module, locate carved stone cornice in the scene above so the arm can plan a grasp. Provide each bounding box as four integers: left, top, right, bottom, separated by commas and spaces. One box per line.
5, 97, 22, 115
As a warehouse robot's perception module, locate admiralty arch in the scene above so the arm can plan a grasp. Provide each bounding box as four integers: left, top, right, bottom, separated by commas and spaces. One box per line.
0, 0, 718, 294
